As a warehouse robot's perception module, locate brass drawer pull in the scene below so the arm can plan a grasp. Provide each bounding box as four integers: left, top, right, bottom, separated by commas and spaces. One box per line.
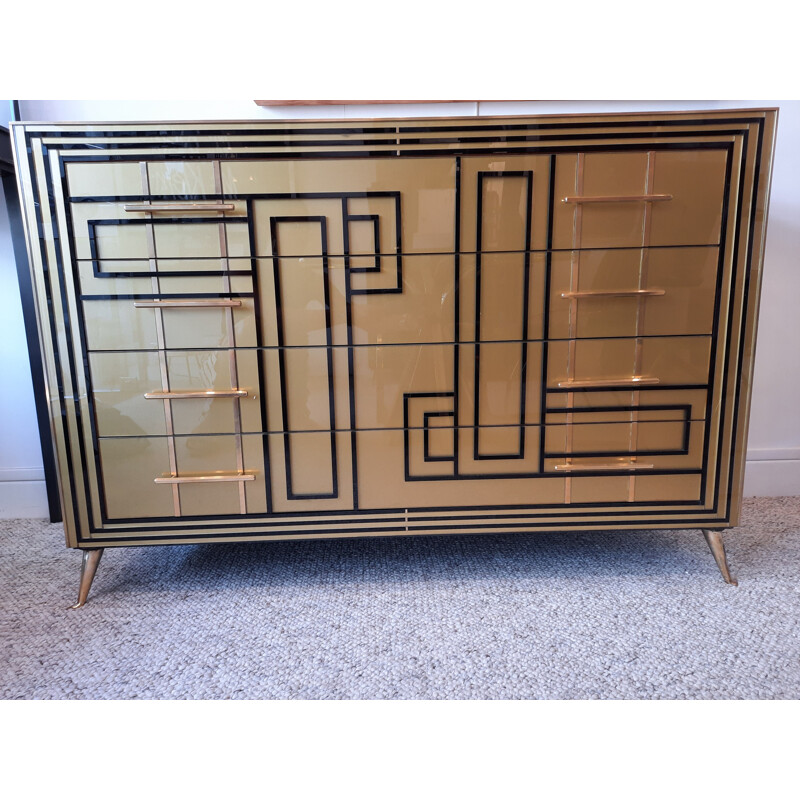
562, 194, 672, 204
554, 462, 655, 472
144, 390, 247, 400
560, 289, 665, 299
557, 377, 660, 388
133, 299, 243, 308
124, 203, 235, 212
154, 473, 255, 484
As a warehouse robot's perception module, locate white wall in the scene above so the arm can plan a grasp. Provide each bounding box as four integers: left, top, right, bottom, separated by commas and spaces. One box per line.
0, 100, 49, 517
1, 100, 797, 517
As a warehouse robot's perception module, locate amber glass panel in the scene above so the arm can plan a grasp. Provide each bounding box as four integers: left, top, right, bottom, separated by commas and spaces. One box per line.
548, 247, 720, 339
88, 350, 262, 437
552, 150, 727, 249
233, 158, 457, 256
547, 336, 711, 388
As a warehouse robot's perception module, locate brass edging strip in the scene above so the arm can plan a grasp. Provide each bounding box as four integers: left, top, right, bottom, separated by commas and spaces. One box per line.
560, 289, 665, 299
154, 473, 256, 484
140, 163, 181, 516
124, 203, 235, 212
133, 299, 243, 308
557, 377, 660, 388
562, 194, 672, 204
143, 390, 248, 400
214, 160, 248, 515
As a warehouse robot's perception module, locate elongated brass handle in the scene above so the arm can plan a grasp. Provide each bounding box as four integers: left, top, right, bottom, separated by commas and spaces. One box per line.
554, 462, 655, 472
124, 203, 235, 212
560, 289, 665, 299
154, 473, 255, 484
562, 194, 672, 204
557, 377, 660, 389
144, 390, 247, 400
134, 299, 243, 308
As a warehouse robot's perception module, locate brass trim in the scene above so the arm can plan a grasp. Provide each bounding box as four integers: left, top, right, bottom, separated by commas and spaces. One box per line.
154, 473, 256, 484
560, 289, 665, 299
562, 194, 672, 204
557, 377, 660, 388
554, 463, 655, 472
123, 203, 236, 212
143, 390, 247, 400
133, 299, 243, 308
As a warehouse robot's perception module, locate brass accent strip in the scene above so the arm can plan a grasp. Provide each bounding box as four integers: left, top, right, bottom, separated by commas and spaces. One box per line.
560, 289, 665, 299
562, 194, 672, 204
144, 390, 248, 400
557, 377, 660, 388
140, 162, 181, 517
554, 463, 655, 472
214, 160, 248, 515
154, 473, 256, 484
628, 151, 659, 500
133, 299, 243, 308
563, 153, 586, 504
124, 202, 235, 212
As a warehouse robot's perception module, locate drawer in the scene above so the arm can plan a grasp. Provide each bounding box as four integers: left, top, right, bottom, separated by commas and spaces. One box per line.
546, 336, 711, 393
258, 252, 548, 348
552, 149, 729, 249
543, 419, 705, 469
548, 247, 719, 339
235, 157, 458, 256
82, 296, 257, 351
97, 434, 267, 520
69, 203, 250, 262
88, 349, 263, 436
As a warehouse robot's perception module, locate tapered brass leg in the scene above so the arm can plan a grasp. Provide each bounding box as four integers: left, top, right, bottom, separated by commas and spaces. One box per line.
69, 549, 104, 609
702, 530, 738, 586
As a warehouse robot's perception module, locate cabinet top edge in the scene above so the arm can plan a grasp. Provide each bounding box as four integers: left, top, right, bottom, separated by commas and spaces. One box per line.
9, 107, 779, 132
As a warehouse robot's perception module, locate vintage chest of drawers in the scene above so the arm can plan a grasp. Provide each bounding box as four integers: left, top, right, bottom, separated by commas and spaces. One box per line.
11, 108, 777, 605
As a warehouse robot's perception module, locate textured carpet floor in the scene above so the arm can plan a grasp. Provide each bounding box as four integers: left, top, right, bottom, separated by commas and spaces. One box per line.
1, 497, 799, 699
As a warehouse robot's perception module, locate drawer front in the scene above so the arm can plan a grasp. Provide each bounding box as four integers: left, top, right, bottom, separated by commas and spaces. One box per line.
82, 297, 258, 351
546, 336, 712, 393
97, 434, 267, 520
89, 350, 263, 437
548, 247, 720, 339
552, 149, 729, 249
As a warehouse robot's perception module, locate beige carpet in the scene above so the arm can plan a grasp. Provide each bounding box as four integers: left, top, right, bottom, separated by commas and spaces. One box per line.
1, 497, 798, 699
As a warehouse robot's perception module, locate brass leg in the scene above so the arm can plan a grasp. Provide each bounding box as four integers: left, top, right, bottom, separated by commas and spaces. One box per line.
69, 549, 104, 609
702, 530, 738, 586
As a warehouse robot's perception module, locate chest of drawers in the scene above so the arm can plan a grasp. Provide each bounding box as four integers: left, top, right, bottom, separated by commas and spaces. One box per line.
11, 109, 777, 605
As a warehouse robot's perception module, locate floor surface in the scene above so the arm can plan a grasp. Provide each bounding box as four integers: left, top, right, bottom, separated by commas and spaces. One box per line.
1, 497, 798, 699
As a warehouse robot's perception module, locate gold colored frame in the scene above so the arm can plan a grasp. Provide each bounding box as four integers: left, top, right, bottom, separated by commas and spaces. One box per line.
11, 108, 777, 551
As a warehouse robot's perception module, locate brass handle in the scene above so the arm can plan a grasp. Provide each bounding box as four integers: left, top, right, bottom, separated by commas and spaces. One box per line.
154, 473, 255, 484
124, 203, 235, 212
560, 289, 665, 299
144, 390, 247, 400
134, 299, 243, 308
554, 462, 655, 472
557, 377, 660, 389
562, 194, 672, 204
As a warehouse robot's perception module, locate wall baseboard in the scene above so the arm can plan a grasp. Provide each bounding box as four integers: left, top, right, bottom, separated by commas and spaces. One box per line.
0, 480, 50, 519
742, 459, 800, 497
1, 459, 797, 519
